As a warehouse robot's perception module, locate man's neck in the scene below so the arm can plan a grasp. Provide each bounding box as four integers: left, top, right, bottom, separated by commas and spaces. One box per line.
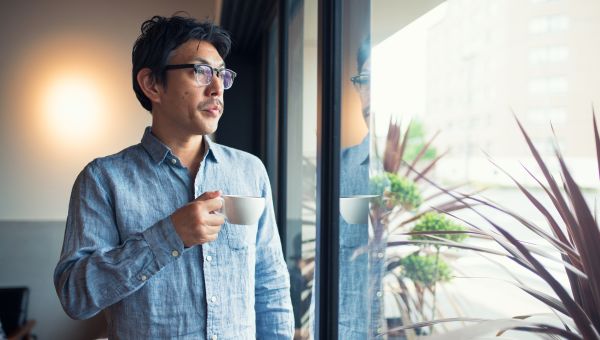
151, 123, 206, 177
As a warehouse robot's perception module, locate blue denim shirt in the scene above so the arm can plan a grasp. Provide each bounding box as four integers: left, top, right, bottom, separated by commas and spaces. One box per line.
54, 127, 294, 339
339, 135, 384, 339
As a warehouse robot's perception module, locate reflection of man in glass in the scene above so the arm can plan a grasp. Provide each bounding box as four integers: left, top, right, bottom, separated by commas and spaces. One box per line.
339, 37, 385, 339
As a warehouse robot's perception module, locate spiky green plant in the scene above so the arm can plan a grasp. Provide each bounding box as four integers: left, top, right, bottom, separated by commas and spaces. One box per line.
391, 113, 600, 340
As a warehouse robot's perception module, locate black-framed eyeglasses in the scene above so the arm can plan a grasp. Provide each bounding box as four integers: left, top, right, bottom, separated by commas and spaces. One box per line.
164, 63, 237, 90
350, 73, 370, 90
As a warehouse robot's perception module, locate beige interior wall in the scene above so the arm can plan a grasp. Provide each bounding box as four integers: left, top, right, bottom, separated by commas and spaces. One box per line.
0, 0, 216, 220
0, 1, 216, 338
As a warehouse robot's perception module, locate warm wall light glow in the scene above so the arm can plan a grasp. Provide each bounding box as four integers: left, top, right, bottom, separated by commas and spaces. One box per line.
43, 74, 103, 143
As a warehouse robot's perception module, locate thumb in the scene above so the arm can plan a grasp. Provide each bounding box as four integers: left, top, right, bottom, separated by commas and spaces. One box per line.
195, 190, 222, 201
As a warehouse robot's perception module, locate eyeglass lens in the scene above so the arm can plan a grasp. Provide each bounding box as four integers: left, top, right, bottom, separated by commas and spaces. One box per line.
195, 65, 235, 89
354, 74, 370, 86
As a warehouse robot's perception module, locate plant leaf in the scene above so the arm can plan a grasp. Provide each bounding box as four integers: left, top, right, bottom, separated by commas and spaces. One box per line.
493, 222, 597, 339
410, 149, 449, 183
404, 130, 440, 177
397, 318, 582, 340
594, 108, 600, 181
556, 151, 600, 328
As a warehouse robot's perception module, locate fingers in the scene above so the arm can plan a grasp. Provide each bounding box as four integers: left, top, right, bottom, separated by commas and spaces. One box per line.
190, 195, 223, 214
194, 191, 223, 213
196, 190, 221, 201
199, 223, 222, 242
203, 212, 225, 226
204, 197, 224, 213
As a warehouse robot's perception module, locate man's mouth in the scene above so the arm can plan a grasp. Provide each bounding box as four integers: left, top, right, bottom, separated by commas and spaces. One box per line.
201, 103, 223, 116
205, 106, 221, 113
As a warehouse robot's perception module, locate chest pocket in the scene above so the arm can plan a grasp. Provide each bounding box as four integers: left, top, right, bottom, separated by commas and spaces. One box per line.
225, 223, 256, 250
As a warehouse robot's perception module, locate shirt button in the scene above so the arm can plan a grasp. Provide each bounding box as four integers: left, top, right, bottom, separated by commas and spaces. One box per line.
377, 252, 385, 259
140, 274, 147, 281
377, 327, 383, 333
206, 255, 213, 262
211, 335, 218, 340
376, 291, 383, 298
171, 250, 179, 257
170, 158, 177, 165
210, 296, 217, 303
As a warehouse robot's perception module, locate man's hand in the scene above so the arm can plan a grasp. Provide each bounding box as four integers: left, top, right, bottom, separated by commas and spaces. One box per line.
171, 190, 225, 247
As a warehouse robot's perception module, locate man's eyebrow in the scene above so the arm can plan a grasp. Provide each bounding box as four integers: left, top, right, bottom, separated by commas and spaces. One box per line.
192, 57, 225, 68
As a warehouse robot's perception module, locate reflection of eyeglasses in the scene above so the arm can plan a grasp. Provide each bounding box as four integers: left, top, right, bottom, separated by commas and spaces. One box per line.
165, 63, 237, 90
351, 73, 370, 89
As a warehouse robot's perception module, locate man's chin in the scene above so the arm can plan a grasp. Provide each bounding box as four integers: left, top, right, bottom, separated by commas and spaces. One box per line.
201, 125, 218, 136
186, 122, 218, 136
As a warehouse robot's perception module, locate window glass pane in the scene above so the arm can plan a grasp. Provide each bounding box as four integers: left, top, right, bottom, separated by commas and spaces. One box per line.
339, 1, 374, 338
284, 0, 317, 338
371, 0, 600, 338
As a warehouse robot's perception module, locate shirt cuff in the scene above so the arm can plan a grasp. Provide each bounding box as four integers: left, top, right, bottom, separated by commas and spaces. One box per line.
142, 216, 185, 268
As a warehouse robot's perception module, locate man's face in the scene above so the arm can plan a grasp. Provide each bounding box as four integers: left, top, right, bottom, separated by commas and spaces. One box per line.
155, 40, 225, 136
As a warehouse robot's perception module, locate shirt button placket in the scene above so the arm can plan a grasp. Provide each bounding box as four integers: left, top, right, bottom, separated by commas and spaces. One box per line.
204, 245, 217, 338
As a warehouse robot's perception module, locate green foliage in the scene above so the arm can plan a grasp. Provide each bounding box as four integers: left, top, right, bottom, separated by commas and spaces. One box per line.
411, 212, 468, 246
369, 173, 390, 197
388, 173, 422, 209
370, 172, 422, 210
400, 253, 451, 288
404, 120, 437, 162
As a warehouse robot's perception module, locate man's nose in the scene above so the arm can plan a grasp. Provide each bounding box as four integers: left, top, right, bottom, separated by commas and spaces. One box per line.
206, 73, 224, 97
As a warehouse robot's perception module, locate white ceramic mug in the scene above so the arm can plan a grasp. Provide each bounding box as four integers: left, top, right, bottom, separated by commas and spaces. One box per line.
221, 195, 266, 225
340, 195, 379, 224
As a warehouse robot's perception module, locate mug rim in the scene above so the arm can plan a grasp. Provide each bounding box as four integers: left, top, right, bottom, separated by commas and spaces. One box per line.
222, 194, 264, 199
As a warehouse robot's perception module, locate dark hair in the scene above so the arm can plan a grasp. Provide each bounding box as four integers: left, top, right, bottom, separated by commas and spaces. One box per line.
132, 15, 232, 111
357, 36, 371, 73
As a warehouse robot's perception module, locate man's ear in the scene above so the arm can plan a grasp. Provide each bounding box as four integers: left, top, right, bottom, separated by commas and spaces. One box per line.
137, 68, 162, 105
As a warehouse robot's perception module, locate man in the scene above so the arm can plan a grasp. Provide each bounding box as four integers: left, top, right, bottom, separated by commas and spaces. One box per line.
339, 37, 386, 338
54, 15, 293, 339
309, 37, 382, 339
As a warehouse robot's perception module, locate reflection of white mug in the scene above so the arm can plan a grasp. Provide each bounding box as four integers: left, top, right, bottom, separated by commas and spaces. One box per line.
340, 195, 379, 224
221, 195, 265, 225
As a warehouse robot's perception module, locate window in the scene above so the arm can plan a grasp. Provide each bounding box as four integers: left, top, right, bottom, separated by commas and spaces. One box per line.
280, 0, 600, 338
531, 0, 561, 4
529, 45, 569, 64
527, 107, 568, 124
528, 76, 568, 94
529, 15, 570, 34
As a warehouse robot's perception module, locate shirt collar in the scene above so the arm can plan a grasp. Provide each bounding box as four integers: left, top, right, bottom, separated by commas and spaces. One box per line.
141, 127, 221, 164
202, 134, 221, 163
141, 127, 170, 164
